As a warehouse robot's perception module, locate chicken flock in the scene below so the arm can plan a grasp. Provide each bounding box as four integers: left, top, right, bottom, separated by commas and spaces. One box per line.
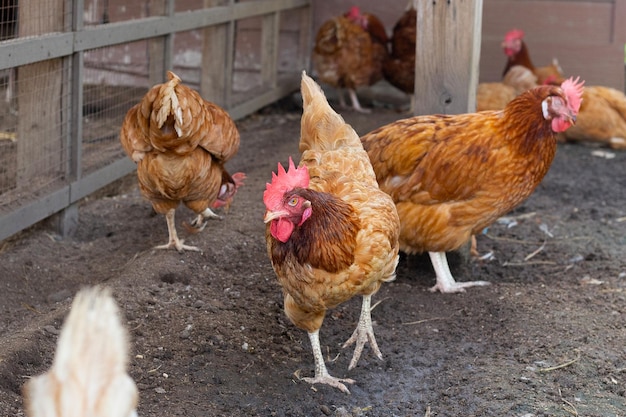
23, 3, 626, 413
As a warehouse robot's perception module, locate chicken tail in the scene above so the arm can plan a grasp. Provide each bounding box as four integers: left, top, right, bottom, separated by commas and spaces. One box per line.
155, 71, 184, 137
23, 286, 138, 417
299, 71, 362, 153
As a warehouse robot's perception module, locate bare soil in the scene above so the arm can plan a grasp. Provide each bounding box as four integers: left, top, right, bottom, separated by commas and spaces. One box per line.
1, 94, 625, 417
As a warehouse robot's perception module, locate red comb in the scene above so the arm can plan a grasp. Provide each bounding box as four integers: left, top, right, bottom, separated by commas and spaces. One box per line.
263, 157, 309, 210
346, 6, 361, 18
504, 29, 524, 42
561, 76, 585, 114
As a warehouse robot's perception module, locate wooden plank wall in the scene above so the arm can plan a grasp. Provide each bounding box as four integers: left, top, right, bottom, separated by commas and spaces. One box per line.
480, 0, 626, 91
311, 0, 626, 92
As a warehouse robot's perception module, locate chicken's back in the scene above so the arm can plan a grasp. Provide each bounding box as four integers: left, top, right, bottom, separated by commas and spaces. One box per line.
120, 71, 240, 214
23, 287, 137, 417
299, 72, 378, 189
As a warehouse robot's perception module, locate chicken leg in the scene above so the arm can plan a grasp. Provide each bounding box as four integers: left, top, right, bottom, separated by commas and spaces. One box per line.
347, 89, 371, 113
428, 251, 490, 293
156, 209, 201, 252
302, 329, 355, 394
342, 294, 382, 370
185, 207, 222, 233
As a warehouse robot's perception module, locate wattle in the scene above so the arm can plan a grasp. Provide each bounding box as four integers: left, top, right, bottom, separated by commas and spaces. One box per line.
552, 118, 571, 133
271, 218, 295, 243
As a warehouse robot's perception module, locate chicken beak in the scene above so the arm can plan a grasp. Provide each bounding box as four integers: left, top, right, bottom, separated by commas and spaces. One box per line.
264, 210, 287, 224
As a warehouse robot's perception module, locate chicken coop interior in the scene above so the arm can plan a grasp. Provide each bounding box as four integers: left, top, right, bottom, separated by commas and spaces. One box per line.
0, 0, 625, 242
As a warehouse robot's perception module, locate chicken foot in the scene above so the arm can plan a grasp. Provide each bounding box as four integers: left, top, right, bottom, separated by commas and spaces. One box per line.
185, 208, 222, 233
155, 209, 201, 252
342, 294, 382, 370
336, 89, 371, 113
347, 89, 371, 113
428, 251, 490, 293
302, 329, 355, 394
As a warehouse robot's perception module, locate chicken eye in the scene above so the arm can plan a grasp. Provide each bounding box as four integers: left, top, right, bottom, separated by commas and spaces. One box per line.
288, 197, 298, 207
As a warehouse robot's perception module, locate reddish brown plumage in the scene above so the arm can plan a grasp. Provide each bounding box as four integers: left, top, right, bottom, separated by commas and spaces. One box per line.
383, 5, 416, 95
558, 85, 626, 149
312, 7, 389, 110
361, 82, 582, 256
502, 29, 565, 86
263, 74, 400, 392
120, 71, 244, 251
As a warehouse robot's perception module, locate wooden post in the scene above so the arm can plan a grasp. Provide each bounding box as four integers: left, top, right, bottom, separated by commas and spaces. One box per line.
413, 0, 483, 115
148, 0, 172, 85
16, 2, 65, 187
261, 12, 280, 88
297, 5, 312, 72
200, 0, 231, 107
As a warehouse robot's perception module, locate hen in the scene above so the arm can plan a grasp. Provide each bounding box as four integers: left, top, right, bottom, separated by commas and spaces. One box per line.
361, 77, 584, 293
312, 6, 389, 113
502, 28, 565, 86
382, 2, 417, 103
558, 85, 626, 150
120, 71, 245, 252
23, 286, 138, 417
264, 73, 400, 393
476, 65, 538, 111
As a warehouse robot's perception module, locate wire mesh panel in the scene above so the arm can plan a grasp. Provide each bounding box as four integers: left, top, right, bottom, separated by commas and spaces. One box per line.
82, 41, 154, 174
0, 0, 311, 242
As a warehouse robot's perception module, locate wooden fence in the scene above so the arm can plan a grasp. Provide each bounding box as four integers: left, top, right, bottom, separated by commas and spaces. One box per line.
0, 0, 311, 242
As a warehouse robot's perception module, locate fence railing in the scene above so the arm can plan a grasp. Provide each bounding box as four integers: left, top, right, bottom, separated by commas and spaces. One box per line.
0, 0, 311, 242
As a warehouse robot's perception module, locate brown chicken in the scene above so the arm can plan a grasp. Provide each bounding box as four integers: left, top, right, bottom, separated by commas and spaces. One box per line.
383, 2, 416, 101
263, 73, 400, 393
23, 286, 138, 417
361, 77, 584, 293
558, 85, 626, 150
120, 71, 245, 252
502, 29, 565, 86
312, 6, 389, 113
476, 65, 538, 111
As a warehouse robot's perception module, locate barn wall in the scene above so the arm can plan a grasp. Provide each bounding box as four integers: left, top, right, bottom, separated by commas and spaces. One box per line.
310, 0, 626, 92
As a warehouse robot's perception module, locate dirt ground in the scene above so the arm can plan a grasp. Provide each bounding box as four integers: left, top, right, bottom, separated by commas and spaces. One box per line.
0, 91, 625, 417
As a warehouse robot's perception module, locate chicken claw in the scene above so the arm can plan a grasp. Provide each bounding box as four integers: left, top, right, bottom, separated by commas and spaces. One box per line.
183, 208, 222, 234
428, 251, 490, 293
305, 330, 355, 394
157, 209, 201, 252
342, 294, 382, 370
155, 239, 200, 253
301, 375, 355, 395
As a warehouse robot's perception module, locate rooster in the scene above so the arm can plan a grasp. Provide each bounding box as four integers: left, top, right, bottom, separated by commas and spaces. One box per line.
22, 286, 138, 417
502, 28, 565, 86
263, 72, 400, 393
361, 77, 584, 293
120, 71, 245, 252
312, 6, 389, 113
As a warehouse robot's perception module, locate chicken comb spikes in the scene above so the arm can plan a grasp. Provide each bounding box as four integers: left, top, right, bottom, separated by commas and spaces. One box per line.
264, 157, 309, 210
156, 71, 184, 137
561, 76, 585, 114
346, 5, 361, 18
505, 28, 524, 42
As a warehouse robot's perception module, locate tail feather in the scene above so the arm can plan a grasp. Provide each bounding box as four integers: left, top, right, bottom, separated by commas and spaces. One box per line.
155, 71, 184, 137
299, 71, 362, 153
23, 286, 138, 417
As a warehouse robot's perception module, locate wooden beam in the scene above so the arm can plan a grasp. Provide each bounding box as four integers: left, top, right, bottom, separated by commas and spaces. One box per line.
414, 0, 483, 115
17, 1, 65, 186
